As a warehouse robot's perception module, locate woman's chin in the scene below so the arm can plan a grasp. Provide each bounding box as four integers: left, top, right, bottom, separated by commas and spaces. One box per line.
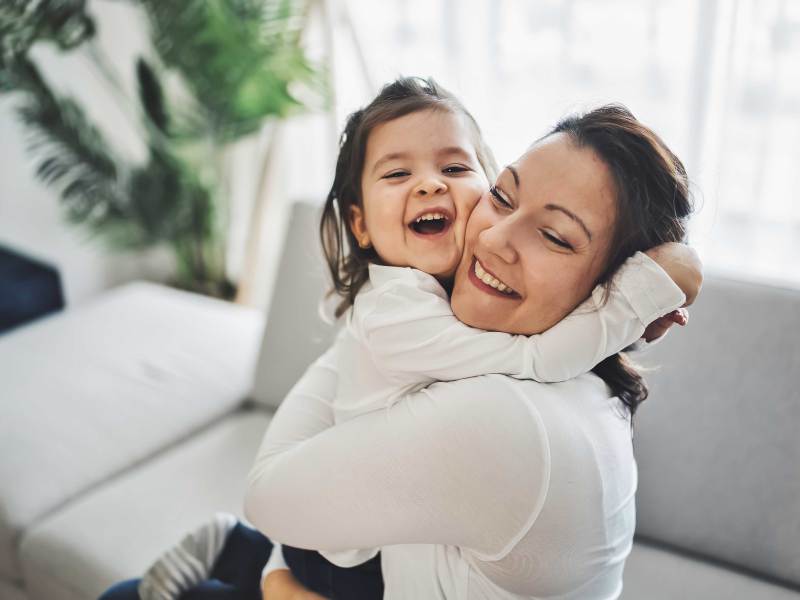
451, 289, 495, 330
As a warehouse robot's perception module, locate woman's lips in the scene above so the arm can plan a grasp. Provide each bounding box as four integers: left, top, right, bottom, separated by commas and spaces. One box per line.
467, 257, 520, 299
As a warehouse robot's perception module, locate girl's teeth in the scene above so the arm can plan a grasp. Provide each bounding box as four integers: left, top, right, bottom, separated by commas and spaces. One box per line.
416, 213, 445, 222
474, 260, 515, 294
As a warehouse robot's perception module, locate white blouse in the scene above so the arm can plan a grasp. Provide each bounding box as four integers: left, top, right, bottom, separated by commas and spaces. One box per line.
245, 342, 650, 597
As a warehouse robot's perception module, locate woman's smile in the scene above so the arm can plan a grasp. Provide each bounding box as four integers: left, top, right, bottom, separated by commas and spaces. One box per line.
468, 257, 519, 298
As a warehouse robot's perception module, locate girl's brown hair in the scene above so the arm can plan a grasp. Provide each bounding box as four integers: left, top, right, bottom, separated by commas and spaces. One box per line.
549, 104, 693, 418
320, 76, 497, 317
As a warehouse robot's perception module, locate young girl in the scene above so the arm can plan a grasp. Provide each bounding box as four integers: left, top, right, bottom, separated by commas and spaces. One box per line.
122, 77, 693, 600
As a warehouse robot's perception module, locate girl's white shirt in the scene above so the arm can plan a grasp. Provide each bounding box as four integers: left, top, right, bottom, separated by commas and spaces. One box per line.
246, 252, 684, 598
335, 251, 683, 421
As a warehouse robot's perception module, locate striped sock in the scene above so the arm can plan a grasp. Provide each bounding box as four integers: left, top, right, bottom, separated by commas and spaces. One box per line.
137, 512, 238, 600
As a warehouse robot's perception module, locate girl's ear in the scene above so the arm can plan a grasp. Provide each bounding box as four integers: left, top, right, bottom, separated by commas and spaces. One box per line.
349, 205, 372, 249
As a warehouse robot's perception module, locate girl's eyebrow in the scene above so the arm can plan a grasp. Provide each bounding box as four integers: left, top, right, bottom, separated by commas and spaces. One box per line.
437, 146, 472, 159
371, 152, 410, 174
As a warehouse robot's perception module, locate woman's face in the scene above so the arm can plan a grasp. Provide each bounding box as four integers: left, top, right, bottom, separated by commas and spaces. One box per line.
450, 133, 618, 335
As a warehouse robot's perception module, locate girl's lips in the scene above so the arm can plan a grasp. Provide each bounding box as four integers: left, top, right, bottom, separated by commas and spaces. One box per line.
467, 257, 520, 300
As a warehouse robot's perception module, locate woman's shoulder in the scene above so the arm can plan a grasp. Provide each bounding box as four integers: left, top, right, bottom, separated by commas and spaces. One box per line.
425, 372, 614, 415
421, 373, 628, 458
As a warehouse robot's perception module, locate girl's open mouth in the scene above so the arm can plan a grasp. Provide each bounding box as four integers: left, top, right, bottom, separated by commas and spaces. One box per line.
408, 209, 452, 238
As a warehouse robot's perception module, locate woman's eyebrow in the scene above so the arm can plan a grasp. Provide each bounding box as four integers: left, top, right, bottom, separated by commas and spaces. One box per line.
505, 165, 520, 188
544, 203, 593, 241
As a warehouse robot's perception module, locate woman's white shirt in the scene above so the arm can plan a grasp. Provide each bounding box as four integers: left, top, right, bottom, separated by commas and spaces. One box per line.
245, 341, 640, 598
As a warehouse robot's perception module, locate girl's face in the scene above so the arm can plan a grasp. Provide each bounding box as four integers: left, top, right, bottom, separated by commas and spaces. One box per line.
450, 133, 618, 335
352, 109, 489, 279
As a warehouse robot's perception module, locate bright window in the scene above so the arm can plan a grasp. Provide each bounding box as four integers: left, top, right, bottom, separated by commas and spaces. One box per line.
332, 0, 800, 286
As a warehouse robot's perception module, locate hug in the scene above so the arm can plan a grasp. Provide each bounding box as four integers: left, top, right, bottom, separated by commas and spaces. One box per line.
100, 76, 701, 600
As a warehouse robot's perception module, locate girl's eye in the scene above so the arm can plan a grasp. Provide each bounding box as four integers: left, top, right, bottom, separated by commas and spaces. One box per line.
383, 171, 409, 179
489, 185, 511, 208
541, 230, 574, 251
443, 165, 470, 174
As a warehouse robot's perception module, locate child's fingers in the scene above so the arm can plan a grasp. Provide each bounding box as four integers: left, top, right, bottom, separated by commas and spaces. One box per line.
662, 308, 688, 326
669, 308, 689, 326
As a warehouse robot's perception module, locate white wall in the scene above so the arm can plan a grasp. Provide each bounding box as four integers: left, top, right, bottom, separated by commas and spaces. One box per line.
0, 2, 173, 307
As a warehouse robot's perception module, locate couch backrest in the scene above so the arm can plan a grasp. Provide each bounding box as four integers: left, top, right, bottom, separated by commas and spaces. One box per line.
249, 201, 337, 409
633, 276, 800, 587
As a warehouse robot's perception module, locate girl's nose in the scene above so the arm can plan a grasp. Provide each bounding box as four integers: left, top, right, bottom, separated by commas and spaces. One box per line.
414, 177, 447, 197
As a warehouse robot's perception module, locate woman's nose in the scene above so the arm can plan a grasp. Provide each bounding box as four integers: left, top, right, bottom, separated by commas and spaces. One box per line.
414, 176, 447, 197
478, 221, 519, 264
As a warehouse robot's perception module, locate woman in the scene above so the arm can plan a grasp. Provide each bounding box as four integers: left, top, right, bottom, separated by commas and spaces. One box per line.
245, 105, 700, 599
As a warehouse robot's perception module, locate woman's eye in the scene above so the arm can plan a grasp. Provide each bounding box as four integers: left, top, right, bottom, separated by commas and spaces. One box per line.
489, 186, 511, 208
383, 171, 410, 179
542, 230, 573, 250
443, 165, 470, 174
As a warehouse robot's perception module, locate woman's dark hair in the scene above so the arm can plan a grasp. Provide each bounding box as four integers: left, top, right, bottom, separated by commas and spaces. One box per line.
549, 104, 693, 419
320, 76, 497, 317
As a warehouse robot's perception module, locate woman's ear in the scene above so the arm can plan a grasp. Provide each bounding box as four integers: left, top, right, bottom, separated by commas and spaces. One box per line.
349, 205, 372, 249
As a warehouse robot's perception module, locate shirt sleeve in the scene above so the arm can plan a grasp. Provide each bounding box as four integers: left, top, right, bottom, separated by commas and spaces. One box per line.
246, 331, 382, 561
246, 339, 339, 473
244, 375, 549, 560
354, 252, 685, 383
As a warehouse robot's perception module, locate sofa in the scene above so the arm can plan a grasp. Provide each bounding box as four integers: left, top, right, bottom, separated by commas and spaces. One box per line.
1, 201, 798, 600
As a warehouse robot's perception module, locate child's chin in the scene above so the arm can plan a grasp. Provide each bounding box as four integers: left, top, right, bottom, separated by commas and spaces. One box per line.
415, 257, 459, 280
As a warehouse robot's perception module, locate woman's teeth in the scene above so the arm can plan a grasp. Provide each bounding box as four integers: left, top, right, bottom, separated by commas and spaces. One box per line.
475, 259, 515, 295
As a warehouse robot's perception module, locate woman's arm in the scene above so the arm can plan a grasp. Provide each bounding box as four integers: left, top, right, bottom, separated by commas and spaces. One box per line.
247, 337, 340, 484
244, 376, 549, 560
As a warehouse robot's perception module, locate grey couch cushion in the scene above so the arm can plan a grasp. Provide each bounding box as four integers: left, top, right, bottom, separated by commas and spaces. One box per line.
622, 541, 800, 599
633, 276, 800, 587
0, 282, 263, 582
250, 201, 337, 409
19, 410, 271, 600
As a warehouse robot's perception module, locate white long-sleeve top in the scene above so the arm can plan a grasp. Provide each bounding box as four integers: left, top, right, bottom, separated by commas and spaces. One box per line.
245, 341, 640, 599
318, 251, 682, 568
245, 254, 684, 598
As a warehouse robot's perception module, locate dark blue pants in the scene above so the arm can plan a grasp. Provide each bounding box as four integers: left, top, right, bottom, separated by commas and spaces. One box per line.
97, 523, 383, 600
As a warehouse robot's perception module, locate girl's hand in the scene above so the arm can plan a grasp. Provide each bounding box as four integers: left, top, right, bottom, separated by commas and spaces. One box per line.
262, 569, 328, 600
645, 242, 703, 307
643, 308, 688, 343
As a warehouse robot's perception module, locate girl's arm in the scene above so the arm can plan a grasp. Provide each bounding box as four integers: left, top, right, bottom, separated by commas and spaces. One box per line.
355, 252, 684, 384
